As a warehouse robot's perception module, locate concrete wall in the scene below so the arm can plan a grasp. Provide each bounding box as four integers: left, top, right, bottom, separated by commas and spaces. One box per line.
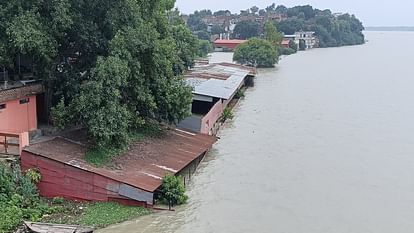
200, 100, 225, 135
0, 95, 37, 133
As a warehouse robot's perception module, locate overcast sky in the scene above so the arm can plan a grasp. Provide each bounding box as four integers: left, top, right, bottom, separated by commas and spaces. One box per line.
175, 0, 413, 27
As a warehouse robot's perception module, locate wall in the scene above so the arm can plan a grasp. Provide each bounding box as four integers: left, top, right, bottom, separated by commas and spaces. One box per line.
21, 151, 153, 207
200, 100, 225, 135
0, 95, 37, 133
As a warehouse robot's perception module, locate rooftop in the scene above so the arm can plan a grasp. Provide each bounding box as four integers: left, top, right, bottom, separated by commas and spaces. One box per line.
214, 39, 248, 44
24, 129, 217, 192
0, 81, 44, 103
185, 63, 252, 100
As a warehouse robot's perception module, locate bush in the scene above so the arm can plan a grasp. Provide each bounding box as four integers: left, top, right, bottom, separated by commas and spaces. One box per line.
159, 174, 188, 210
221, 107, 234, 123
0, 163, 49, 232
235, 89, 246, 99
233, 38, 279, 68
278, 47, 296, 56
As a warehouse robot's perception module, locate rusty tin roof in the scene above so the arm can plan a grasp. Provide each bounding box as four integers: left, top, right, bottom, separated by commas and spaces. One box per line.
24, 129, 217, 192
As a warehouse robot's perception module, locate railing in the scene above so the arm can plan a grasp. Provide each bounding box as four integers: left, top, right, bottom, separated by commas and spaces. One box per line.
0, 132, 29, 156
0, 133, 20, 156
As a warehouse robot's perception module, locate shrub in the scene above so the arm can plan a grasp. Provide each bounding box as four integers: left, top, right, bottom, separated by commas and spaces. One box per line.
279, 47, 296, 56
235, 89, 246, 99
25, 168, 42, 184
0, 163, 49, 232
159, 174, 188, 210
221, 107, 234, 123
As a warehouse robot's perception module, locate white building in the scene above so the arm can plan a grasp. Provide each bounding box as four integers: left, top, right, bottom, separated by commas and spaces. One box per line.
295, 31, 317, 50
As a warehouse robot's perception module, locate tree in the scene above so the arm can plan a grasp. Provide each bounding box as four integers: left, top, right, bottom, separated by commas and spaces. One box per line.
234, 20, 260, 39
275, 5, 288, 15
259, 9, 266, 16
214, 10, 231, 16
39, 0, 195, 148
233, 38, 279, 67
277, 18, 306, 35
266, 3, 276, 13
264, 21, 283, 46
250, 6, 259, 15
289, 40, 298, 52
160, 174, 188, 210
211, 25, 225, 35
187, 15, 207, 31
197, 40, 213, 57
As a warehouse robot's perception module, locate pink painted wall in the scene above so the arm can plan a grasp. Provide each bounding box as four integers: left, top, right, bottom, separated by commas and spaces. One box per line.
0, 95, 37, 133
201, 100, 225, 135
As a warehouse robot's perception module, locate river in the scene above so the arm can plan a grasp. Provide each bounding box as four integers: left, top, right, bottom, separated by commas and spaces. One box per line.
98, 31, 414, 233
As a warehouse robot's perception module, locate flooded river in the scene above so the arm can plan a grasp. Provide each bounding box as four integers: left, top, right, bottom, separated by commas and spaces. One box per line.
98, 31, 414, 233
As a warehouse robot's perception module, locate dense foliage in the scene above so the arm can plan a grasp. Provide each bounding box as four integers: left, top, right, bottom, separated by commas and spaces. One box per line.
0, 0, 199, 148
233, 38, 279, 67
159, 174, 188, 210
0, 164, 48, 232
186, 4, 364, 48
275, 6, 365, 47
234, 20, 260, 39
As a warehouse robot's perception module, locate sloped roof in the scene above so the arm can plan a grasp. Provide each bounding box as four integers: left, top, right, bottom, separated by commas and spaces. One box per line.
185, 63, 250, 100
24, 129, 217, 192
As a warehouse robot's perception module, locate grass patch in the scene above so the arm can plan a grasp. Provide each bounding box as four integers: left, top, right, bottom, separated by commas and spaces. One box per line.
85, 122, 164, 167
44, 201, 151, 228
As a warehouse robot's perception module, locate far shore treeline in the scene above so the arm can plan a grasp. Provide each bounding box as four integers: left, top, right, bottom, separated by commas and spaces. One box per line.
187, 4, 365, 48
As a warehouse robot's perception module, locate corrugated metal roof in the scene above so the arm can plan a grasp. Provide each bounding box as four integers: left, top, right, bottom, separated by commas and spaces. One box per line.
24, 129, 217, 193
185, 64, 250, 100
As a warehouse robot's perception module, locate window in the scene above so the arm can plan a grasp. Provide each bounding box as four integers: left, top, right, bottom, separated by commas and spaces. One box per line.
20, 98, 30, 104
0, 104, 5, 110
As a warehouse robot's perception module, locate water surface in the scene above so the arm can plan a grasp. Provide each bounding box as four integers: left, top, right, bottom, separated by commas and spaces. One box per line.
99, 31, 414, 233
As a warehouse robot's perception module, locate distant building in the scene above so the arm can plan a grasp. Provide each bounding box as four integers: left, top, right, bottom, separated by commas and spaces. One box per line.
213, 39, 247, 52
295, 31, 317, 49
281, 39, 291, 48
178, 63, 255, 135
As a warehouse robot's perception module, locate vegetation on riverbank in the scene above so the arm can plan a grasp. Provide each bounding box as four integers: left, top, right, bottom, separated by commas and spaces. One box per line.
0, 0, 202, 154
187, 4, 364, 48
158, 175, 188, 210
43, 201, 151, 228
0, 164, 48, 233
0, 162, 151, 232
233, 38, 279, 67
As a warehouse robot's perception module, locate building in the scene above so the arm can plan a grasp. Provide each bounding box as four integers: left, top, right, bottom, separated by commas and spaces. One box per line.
213, 39, 247, 52
0, 81, 43, 134
295, 31, 317, 49
21, 129, 216, 207
178, 63, 255, 135
0, 81, 44, 156
281, 39, 291, 48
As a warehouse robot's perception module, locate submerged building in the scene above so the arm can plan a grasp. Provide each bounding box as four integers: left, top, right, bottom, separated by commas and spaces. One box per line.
178, 63, 255, 135
21, 129, 216, 207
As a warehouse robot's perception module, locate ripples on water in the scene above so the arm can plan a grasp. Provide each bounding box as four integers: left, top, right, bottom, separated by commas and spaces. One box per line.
98, 31, 414, 233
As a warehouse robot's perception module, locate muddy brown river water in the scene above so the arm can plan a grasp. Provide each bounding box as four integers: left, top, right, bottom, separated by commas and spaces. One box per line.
98, 31, 414, 233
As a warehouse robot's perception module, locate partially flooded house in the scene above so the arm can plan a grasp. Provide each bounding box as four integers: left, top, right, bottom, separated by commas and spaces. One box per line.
21, 129, 216, 207
178, 63, 255, 135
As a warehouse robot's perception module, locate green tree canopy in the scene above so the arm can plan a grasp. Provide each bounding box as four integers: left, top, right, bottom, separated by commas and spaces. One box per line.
264, 21, 283, 46
234, 20, 260, 39
1, 0, 197, 148
233, 38, 279, 68
159, 174, 188, 210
